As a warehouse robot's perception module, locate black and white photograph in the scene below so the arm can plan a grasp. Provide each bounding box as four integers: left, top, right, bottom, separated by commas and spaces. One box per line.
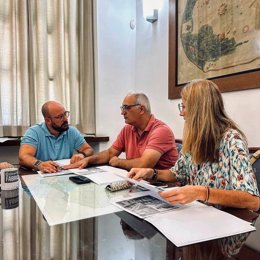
115, 195, 178, 219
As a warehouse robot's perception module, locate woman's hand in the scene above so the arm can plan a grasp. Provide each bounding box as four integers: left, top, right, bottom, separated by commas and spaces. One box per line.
128, 168, 154, 180
160, 185, 206, 205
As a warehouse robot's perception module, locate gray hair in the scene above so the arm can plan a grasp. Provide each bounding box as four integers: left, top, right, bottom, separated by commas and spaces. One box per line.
126, 92, 151, 114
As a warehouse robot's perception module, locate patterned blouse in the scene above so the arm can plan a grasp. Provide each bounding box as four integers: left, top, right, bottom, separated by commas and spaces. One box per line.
170, 129, 259, 196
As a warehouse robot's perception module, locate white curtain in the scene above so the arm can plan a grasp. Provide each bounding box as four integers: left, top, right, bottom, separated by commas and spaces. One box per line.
0, 0, 95, 136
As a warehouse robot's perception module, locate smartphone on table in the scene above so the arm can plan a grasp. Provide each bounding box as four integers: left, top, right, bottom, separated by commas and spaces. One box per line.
69, 175, 92, 184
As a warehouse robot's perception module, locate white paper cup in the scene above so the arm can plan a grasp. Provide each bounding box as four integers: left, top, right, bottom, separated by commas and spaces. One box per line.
0, 168, 19, 190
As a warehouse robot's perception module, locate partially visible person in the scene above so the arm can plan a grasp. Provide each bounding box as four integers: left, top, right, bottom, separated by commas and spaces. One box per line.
0, 162, 14, 169
19, 101, 93, 173
64, 93, 178, 171
128, 79, 260, 211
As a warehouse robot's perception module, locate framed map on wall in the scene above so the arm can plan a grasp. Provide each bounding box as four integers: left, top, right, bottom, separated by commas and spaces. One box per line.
169, 0, 260, 99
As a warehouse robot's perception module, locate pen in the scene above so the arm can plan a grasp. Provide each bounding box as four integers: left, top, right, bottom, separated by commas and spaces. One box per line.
55, 165, 64, 171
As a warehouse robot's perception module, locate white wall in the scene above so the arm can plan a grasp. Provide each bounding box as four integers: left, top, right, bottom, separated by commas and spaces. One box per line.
135, 0, 183, 139
96, 0, 260, 148
95, 0, 136, 150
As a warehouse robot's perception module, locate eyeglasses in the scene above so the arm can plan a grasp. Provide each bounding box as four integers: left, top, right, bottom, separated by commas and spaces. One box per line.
51, 111, 70, 120
178, 103, 185, 112
120, 104, 140, 111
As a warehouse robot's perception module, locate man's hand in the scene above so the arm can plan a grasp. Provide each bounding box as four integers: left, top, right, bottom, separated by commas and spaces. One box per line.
62, 158, 89, 170
127, 168, 154, 180
108, 156, 120, 167
38, 161, 62, 173
0, 162, 14, 169
70, 153, 85, 164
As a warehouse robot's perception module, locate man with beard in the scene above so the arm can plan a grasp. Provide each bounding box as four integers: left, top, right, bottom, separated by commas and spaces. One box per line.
19, 101, 93, 173
64, 93, 178, 171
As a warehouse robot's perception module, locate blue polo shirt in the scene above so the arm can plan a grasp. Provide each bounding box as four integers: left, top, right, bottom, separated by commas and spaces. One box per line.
21, 123, 86, 161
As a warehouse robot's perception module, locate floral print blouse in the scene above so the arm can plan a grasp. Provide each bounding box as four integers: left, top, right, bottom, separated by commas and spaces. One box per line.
170, 129, 259, 196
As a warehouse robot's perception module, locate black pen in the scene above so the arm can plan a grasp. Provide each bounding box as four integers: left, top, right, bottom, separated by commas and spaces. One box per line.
55, 165, 64, 171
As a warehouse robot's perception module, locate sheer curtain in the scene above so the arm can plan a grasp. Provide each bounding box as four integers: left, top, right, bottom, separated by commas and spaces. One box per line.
0, 0, 95, 136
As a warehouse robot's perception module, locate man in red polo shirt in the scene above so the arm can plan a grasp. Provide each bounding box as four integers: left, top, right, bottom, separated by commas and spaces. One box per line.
65, 93, 178, 170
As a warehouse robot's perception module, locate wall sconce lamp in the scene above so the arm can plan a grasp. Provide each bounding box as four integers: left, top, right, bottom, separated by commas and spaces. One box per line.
143, 0, 162, 23
146, 9, 158, 23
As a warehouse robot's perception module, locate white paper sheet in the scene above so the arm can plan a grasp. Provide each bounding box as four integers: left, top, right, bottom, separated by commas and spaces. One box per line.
72, 166, 128, 184
80, 171, 126, 184
112, 192, 255, 247
89, 172, 124, 184
97, 165, 128, 176
36, 163, 129, 182
37, 159, 89, 177
55, 159, 70, 166
146, 203, 255, 247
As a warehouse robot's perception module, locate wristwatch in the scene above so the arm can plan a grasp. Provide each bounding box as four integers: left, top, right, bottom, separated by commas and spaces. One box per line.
76, 150, 88, 158
151, 169, 158, 181
33, 160, 42, 170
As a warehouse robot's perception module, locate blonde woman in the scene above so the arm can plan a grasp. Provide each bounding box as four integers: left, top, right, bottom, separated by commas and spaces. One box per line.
128, 79, 260, 211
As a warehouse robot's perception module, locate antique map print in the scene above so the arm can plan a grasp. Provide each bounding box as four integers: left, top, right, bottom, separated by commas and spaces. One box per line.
178, 0, 260, 85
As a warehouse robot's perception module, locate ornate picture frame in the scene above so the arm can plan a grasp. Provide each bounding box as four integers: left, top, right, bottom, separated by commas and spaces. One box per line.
169, 0, 260, 99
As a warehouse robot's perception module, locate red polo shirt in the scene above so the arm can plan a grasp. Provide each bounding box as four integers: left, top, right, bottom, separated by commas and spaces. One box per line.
112, 115, 178, 169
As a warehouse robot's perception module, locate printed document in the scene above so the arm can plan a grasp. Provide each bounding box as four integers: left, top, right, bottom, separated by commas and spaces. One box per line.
37, 159, 89, 177
112, 188, 255, 247
113, 191, 178, 218
70, 165, 128, 184
38, 163, 128, 184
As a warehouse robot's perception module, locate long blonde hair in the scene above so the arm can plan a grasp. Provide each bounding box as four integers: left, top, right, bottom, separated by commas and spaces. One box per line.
181, 79, 245, 164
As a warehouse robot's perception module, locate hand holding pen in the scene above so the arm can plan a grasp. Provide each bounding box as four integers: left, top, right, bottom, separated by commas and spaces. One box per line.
38, 161, 64, 173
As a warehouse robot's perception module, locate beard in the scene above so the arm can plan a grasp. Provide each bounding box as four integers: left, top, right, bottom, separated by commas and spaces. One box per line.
51, 120, 69, 133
